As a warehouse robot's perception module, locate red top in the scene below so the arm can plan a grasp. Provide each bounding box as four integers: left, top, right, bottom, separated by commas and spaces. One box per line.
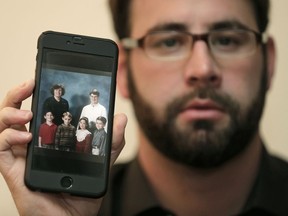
39, 123, 57, 144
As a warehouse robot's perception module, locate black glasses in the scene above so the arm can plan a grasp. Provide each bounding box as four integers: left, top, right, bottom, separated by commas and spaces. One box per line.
121, 29, 267, 61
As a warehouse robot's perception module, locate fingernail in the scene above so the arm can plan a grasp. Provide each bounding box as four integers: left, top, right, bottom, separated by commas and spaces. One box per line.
25, 110, 33, 118
21, 131, 32, 140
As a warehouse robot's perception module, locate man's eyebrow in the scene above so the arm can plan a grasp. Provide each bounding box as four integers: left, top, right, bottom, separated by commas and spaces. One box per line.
145, 20, 253, 34
210, 20, 252, 31
147, 23, 188, 33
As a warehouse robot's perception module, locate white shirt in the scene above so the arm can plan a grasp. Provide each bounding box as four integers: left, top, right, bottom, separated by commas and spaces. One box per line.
80, 103, 107, 129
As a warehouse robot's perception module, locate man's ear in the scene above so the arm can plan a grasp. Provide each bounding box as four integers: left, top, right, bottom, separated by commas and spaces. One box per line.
265, 36, 276, 90
117, 42, 130, 98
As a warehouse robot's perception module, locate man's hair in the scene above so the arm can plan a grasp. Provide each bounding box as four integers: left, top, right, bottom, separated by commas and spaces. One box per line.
90, 89, 100, 97
108, 0, 270, 39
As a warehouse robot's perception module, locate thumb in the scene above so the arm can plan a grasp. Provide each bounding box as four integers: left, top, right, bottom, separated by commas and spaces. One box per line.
109, 113, 127, 167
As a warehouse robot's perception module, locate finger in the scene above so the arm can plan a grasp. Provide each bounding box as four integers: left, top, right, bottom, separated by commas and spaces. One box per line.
0, 128, 32, 173
0, 128, 32, 150
109, 113, 128, 167
0, 79, 35, 110
0, 107, 33, 132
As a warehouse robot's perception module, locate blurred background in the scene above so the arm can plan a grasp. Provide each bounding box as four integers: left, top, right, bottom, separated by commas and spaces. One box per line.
0, 0, 287, 214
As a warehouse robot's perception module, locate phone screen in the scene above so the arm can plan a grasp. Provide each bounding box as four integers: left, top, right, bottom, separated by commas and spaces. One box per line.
32, 48, 114, 178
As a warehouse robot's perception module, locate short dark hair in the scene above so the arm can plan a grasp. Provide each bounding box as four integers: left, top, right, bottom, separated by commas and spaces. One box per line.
252, 0, 270, 33
96, 116, 107, 125
43, 110, 54, 116
108, 0, 270, 39
50, 84, 65, 96
108, 0, 132, 39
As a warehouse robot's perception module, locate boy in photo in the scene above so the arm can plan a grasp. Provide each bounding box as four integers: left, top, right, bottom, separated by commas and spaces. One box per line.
38, 111, 57, 149
55, 112, 76, 151
91, 116, 107, 156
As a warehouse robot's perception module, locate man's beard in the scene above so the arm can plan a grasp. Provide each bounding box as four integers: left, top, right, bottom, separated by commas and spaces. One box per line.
127, 68, 267, 168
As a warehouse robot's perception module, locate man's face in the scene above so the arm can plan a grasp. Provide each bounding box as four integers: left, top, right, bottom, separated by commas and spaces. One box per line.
90, 94, 99, 105
124, 0, 271, 168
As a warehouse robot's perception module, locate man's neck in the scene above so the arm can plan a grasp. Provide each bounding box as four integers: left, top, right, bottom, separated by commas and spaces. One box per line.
138, 132, 262, 216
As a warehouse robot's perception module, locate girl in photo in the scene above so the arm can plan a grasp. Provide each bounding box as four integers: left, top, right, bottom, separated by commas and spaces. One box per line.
76, 117, 92, 153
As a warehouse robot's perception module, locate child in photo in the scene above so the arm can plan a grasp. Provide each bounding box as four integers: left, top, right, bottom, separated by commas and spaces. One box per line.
92, 116, 107, 156
76, 117, 92, 153
38, 111, 57, 149
55, 112, 76, 152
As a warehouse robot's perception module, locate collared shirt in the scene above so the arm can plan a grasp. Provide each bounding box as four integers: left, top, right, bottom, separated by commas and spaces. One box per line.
99, 146, 288, 216
240, 147, 288, 215
92, 128, 107, 156
39, 122, 57, 144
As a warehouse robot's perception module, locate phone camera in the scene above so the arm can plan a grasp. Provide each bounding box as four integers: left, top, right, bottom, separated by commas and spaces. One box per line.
66, 40, 71, 45
60, 176, 73, 189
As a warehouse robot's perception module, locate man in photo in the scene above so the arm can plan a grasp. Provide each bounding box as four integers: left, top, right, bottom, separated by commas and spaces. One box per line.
79, 89, 107, 133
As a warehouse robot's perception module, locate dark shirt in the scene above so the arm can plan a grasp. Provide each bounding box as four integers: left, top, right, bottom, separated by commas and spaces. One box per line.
92, 128, 107, 156
99, 145, 288, 216
42, 96, 69, 125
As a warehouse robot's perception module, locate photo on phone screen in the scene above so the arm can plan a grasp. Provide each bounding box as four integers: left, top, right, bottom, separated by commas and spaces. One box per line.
25, 32, 118, 197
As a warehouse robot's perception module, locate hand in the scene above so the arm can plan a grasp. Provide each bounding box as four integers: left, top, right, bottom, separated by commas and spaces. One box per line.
0, 80, 127, 216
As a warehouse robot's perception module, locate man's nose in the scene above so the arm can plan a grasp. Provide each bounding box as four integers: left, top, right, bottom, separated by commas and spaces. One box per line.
183, 40, 221, 88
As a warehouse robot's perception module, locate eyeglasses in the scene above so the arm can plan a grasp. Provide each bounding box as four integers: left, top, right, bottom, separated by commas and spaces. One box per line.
121, 29, 268, 61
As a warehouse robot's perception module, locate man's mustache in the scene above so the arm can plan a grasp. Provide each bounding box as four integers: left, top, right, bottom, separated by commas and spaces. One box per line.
167, 88, 240, 118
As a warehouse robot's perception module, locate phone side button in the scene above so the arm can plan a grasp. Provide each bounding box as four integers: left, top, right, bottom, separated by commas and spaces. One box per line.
60, 176, 73, 189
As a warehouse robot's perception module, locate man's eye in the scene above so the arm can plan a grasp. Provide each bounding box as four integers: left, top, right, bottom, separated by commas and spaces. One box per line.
213, 36, 241, 46
152, 37, 182, 49
161, 38, 179, 47
150, 36, 185, 49
210, 32, 249, 52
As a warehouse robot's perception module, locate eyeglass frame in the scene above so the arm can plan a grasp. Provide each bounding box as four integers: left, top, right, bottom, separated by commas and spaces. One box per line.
121, 28, 268, 61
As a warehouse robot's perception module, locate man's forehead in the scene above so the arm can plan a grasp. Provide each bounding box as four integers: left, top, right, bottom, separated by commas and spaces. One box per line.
130, 0, 257, 35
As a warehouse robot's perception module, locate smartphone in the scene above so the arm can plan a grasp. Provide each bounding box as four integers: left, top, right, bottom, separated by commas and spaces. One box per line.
25, 31, 118, 198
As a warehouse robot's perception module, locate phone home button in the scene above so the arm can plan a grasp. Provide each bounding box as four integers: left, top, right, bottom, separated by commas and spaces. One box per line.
60, 176, 73, 189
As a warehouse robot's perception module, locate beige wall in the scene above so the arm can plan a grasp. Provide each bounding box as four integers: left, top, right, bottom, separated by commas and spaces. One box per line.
0, 0, 287, 214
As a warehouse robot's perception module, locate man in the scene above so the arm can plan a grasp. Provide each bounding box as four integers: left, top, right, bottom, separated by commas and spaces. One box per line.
0, 0, 288, 215
80, 89, 107, 132
101, 0, 288, 215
